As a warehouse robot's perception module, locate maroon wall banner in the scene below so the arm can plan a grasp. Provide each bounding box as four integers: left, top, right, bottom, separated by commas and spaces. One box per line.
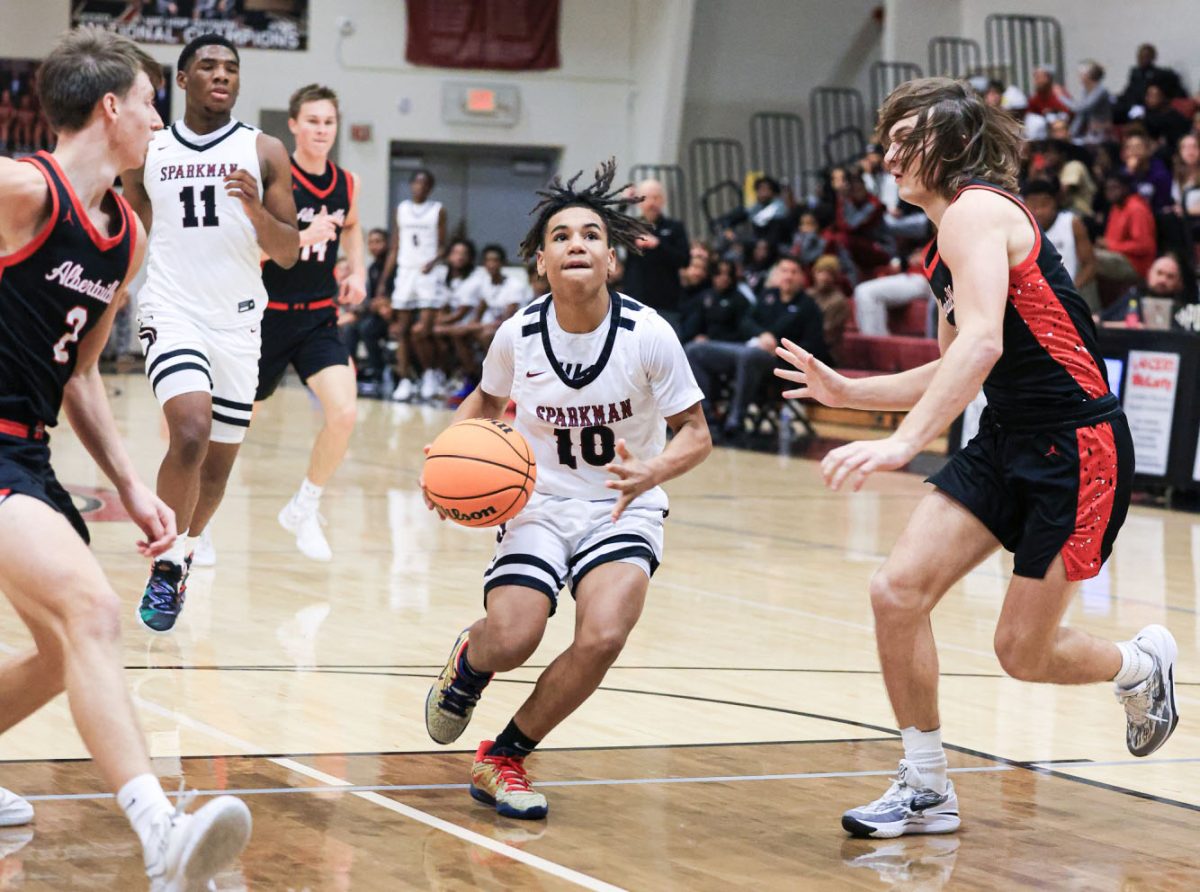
72, 1, 309, 51
406, 0, 560, 71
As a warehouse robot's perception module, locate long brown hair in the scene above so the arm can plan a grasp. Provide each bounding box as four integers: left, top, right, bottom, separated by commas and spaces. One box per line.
876, 77, 1021, 196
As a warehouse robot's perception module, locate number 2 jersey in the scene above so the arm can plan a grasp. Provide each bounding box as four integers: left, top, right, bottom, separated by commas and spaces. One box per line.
0, 152, 135, 427
480, 291, 703, 511
262, 158, 353, 305
138, 118, 268, 328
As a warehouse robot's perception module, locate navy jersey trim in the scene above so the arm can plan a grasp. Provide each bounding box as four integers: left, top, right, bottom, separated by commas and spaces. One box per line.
540, 287, 622, 391
169, 121, 251, 153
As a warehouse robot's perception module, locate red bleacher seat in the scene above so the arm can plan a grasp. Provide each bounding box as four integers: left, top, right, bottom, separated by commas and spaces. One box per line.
837, 332, 939, 377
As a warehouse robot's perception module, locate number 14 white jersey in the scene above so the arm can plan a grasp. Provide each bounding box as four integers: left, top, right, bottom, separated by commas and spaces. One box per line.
138, 119, 268, 329
480, 292, 703, 511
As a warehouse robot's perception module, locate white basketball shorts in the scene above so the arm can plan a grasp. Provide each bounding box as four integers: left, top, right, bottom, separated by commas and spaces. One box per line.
392, 267, 443, 311
137, 309, 260, 444
482, 492, 666, 615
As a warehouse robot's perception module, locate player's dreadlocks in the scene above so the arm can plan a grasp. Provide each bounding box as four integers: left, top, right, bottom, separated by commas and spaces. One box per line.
519, 158, 653, 261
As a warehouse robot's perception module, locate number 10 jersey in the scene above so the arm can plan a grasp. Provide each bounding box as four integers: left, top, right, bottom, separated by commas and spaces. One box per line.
480, 291, 703, 512
138, 119, 268, 329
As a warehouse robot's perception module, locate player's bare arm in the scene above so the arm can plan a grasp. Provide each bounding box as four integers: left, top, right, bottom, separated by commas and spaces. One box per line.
60, 215, 175, 556
118, 163, 153, 232
0, 157, 52, 252
605, 401, 710, 520
819, 192, 1008, 492
228, 131, 298, 267
336, 171, 366, 305
775, 338, 941, 411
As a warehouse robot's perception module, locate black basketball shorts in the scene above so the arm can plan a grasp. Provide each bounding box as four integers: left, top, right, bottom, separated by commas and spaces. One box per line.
0, 435, 89, 543
256, 306, 351, 402
928, 410, 1133, 581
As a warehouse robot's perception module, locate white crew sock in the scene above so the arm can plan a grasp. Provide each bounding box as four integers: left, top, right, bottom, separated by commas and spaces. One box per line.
160, 530, 189, 568
185, 534, 201, 555
900, 726, 948, 794
1113, 639, 1155, 689
116, 774, 173, 852
296, 479, 323, 512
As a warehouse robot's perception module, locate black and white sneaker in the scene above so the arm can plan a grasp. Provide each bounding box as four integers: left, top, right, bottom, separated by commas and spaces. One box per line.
1116, 624, 1179, 757
842, 760, 960, 839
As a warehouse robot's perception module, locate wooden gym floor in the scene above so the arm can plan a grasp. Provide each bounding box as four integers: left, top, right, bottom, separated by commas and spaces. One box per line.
0, 374, 1195, 890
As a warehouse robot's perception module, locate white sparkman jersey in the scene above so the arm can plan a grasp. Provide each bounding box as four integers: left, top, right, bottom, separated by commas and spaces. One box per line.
138, 119, 268, 328
396, 199, 441, 269
480, 291, 703, 510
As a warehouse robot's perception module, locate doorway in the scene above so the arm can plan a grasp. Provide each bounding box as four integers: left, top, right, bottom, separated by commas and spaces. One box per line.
388, 142, 560, 261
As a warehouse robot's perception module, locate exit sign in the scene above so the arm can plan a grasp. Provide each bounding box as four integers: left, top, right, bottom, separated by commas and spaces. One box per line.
466, 89, 497, 113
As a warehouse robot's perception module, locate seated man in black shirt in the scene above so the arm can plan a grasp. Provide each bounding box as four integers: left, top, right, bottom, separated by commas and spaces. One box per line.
685, 256, 828, 444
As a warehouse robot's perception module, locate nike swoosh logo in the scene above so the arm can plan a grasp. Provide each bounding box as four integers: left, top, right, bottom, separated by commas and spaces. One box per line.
525, 370, 545, 378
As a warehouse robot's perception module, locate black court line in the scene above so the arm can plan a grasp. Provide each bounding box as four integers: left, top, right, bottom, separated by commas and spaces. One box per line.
119, 664, 1200, 685
0, 737, 895, 766
115, 666, 1200, 813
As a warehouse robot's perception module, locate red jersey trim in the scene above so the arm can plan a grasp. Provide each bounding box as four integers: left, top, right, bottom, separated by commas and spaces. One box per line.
1061, 422, 1118, 581
291, 161, 339, 200
0, 156, 61, 269
35, 151, 126, 252
120, 194, 138, 283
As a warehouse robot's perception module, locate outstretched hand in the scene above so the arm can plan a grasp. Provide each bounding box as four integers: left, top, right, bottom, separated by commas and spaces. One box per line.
820, 436, 916, 492
119, 481, 177, 557
605, 438, 659, 521
773, 337, 849, 407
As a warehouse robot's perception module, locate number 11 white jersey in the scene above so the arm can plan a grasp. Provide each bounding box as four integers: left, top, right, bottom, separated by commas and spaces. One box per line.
138, 119, 268, 329
480, 292, 703, 512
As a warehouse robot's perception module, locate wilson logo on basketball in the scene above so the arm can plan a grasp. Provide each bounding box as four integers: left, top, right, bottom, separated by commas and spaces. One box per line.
445, 505, 497, 522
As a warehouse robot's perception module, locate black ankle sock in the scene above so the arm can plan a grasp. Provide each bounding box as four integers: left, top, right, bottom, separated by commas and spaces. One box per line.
489, 720, 540, 758
457, 645, 491, 687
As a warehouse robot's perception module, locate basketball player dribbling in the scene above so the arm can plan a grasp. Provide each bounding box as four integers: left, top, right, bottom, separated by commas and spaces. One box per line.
122, 35, 299, 632
255, 84, 366, 562
0, 30, 250, 888
422, 161, 712, 819
376, 169, 446, 401
775, 78, 1179, 838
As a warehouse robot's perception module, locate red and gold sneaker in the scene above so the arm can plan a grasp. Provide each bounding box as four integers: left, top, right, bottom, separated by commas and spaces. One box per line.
469, 741, 548, 820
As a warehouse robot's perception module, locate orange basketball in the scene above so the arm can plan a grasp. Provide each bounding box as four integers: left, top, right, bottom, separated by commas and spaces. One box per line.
423, 418, 536, 527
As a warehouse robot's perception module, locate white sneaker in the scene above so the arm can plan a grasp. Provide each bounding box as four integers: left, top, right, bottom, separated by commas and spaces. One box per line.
278, 498, 332, 562
1116, 624, 1180, 757
419, 369, 439, 401
391, 377, 415, 402
0, 787, 33, 826
841, 761, 960, 839
146, 794, 251, 892
191, 529, 216, 568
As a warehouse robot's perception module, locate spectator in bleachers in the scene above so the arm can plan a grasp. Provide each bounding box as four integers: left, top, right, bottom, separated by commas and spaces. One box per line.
1172, 133, 1200, 242
851, 247, 935, 337
685, 256, 826, 444
679, 242, 712, 311
860, 142, 930, 243
680, 260, 754, 345
1023, 178, 1099, 310
832, 171, 896, 272
341, 227, 392, 392
1100, 253, 1188, 324
1117, 43, 1186, 122
1139, 84, 1191, 150
1027, 65, 1072, 121
1068, 60, 1113, 142
620, 178, 690, 332
1122, 129, 1174, 213
808, 255, 851, 365
720, 175, 792, 250
791, 210, 859, 284
742, 238, 777, 296
983, 79, 1005, 109
1039, 139, 1096, 220
1095, 171, 1157, 287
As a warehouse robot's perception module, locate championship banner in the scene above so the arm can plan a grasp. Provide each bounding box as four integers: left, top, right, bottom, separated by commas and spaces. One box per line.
72, 1, 309, 52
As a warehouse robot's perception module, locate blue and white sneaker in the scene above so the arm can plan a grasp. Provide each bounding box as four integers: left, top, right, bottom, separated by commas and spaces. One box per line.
1116, 624, 1179, 757
139, 559, 188, 634
842, 761, 960, 839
